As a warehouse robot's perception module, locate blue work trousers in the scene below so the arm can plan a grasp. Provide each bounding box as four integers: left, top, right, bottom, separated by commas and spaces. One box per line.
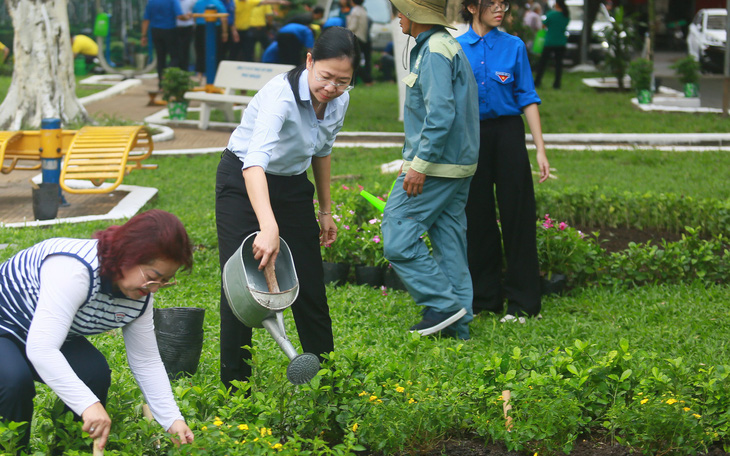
382, 174, 473, 338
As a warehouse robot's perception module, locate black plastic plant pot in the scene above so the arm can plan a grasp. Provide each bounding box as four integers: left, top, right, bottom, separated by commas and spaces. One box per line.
383, 267, 407, 291
153, 307, 205, 379
322, 262, 350, 286
541, 273, 567, 296
354, 265, 385, 288
32, 183, 59, 220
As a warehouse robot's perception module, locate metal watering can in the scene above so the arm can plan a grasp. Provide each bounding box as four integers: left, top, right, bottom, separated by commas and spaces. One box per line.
222, 232, 320, 385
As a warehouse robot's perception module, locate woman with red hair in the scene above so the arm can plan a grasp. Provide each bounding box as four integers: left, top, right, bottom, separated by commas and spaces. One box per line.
0, 210, 195, 454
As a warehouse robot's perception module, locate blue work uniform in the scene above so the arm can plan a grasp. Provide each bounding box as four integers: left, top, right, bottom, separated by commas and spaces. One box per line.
144, 0, 184, 29
457, 26, 543, 318
381, 27, 479, 340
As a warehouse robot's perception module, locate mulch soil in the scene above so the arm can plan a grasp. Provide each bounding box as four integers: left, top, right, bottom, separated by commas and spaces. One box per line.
573, 225, 685, 254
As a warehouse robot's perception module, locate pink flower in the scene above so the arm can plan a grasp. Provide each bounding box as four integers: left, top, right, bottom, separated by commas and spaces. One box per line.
369, 218, 378, 225
380, 285, 388, 296
358, 184, 364, 191
344, 225, 350, 230
559, 222, 568, 231
373, 235, 381, 243
349, 210, 355, 215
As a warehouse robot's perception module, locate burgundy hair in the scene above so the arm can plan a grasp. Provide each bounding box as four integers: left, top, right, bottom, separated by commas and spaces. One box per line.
94, 209, 194, 280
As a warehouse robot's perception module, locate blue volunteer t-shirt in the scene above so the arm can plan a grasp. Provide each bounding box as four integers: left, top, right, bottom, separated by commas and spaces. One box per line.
144, 0, 184, 30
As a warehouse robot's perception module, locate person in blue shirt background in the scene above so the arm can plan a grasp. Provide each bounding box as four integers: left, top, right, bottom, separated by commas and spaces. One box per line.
274, 22, 315, 65
456, 0, 550, 324
192, 0, 229, 82
141, 0, 189, 89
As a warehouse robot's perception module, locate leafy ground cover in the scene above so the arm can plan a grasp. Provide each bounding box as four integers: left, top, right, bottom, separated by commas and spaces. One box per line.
2, 149, 730, 455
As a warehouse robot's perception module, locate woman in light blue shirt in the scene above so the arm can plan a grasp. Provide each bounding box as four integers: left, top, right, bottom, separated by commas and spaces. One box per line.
457, 0, 550, 323
215, 26, 360, 390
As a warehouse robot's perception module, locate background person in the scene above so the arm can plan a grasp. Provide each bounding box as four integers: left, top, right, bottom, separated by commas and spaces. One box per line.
215, 27, 360, 390
175, 0, 197, 71
533, 0, 569, 89
457, 0, 550, 323
346, 0, 373, 85
141, 0, 189, 89
272, 22, 315, 65
193, 0, 229, 83
0, 41, 8, 64
71, 33, 99, 63
0, 210, 195, 453
381, 0, 479, 340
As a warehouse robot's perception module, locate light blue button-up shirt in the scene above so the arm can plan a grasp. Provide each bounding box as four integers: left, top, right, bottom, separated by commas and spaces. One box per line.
402, 27, 479, 178
226, 70, 349, 176
457, 26, 541, 120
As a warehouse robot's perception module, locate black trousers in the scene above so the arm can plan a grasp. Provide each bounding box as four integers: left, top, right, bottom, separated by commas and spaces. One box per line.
534, 45, 566, 89
194, 24, 224, 74
175, 25, 195, 71
356, 38, 373, 84
0, 335, 111, 453
151, 27, 178, 89
465, 116, 541, 317
276, 33, 304, 66
215, 150, 334, 389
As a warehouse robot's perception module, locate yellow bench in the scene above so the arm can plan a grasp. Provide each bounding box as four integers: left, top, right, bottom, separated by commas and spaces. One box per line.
1, 130, 76, 174
60, 126, 157, 194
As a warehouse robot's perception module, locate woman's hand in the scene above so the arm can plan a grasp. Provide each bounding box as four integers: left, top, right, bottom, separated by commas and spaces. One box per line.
168, 420, 194, 445
319, 214, 337, 246
536, 147, 550, 183
82, 402, 112, 449
253, 227, 280, 270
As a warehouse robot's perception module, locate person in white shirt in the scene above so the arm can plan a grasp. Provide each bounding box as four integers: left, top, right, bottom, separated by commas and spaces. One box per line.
0, 210, 195, 453
215, 26, 360, 390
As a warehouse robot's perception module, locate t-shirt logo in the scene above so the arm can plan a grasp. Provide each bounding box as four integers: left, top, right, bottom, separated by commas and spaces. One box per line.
115, 312, 126, 322
496, 72, 511, 82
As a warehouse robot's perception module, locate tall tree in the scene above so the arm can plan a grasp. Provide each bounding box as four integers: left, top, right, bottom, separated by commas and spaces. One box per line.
0, 0, 89, 130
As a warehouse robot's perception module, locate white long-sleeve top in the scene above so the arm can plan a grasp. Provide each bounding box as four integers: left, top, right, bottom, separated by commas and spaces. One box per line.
0, 239, 184, 431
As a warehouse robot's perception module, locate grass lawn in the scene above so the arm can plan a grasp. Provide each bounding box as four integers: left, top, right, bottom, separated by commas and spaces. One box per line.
2, 146, 729, 454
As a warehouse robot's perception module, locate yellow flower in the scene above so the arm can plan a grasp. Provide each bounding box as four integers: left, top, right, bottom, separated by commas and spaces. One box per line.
498, 395, 503, 401
359, 391, 368, 397
254, 437, 259, 442
666, 398, 678, 405
693, 414, 702, 419
407, 381, 413, 385
201, 426, 208, 431
273, 443, 283, 450
259, 427, 272, 437
214, 420, 223, 427
396, 386, 405, 393
352, 423, 359, 432
369, 395, 378, 402
640, 399, 649, 404
683, 407, 691, 412
377, 399, 383, 403
408, 398, 416, 404
238, 424, 249, 431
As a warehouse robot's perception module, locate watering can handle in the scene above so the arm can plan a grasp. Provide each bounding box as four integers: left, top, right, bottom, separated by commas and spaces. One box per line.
264, 262, 280, 293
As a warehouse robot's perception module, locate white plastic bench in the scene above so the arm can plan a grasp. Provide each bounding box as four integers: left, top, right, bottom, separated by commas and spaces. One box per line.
184, 60, 294, 130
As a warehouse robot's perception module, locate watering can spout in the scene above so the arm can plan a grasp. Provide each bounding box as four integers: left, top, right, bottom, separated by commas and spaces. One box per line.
261, 315, 321, 385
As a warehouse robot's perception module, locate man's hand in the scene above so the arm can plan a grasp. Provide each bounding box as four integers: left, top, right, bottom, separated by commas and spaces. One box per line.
403, 168, 425, 197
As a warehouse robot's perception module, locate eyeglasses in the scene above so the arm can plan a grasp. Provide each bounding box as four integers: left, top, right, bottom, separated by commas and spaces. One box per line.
485, 1, 510, 12
138, 266, 177, 291
313, 68, 354, 92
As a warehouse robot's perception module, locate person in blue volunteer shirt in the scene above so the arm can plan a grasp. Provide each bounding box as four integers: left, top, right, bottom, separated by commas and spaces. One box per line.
457, 0, 550, 323
192, 0, 230, 81
274, 22, 315, 65
381, 0, 479, 340
141, 0, 189, 89
215, 27, 360, 389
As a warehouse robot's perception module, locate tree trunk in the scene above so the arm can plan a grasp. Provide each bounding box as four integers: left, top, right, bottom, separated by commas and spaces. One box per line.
0, 0, 89, 130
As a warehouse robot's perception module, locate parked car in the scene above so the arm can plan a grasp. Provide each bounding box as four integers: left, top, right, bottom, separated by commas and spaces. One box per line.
320, 0, 394, 51
563, 0, 613, 65
687, 8, 727, 73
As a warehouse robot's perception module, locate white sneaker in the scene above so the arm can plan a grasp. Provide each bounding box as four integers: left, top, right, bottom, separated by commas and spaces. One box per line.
500, 314, 526, 324
499, 313, 543, 323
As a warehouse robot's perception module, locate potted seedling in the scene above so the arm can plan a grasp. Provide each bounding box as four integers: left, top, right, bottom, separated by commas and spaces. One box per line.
670, 55, 701, 98
628, 58, 654, 104
161, 66, 195, 120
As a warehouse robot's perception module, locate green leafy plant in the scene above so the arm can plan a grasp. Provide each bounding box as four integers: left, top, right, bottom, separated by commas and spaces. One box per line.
160, 67, 195, 102
670, 55, 701, 86
627, 57, 654, 92
602, 6, 641, 90
536, 214, 603, 281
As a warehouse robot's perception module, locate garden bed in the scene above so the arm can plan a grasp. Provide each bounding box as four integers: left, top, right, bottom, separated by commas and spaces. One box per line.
574, 225, 683, 254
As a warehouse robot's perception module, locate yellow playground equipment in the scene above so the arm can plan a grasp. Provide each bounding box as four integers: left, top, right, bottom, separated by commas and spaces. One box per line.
0, 125, 156, 194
